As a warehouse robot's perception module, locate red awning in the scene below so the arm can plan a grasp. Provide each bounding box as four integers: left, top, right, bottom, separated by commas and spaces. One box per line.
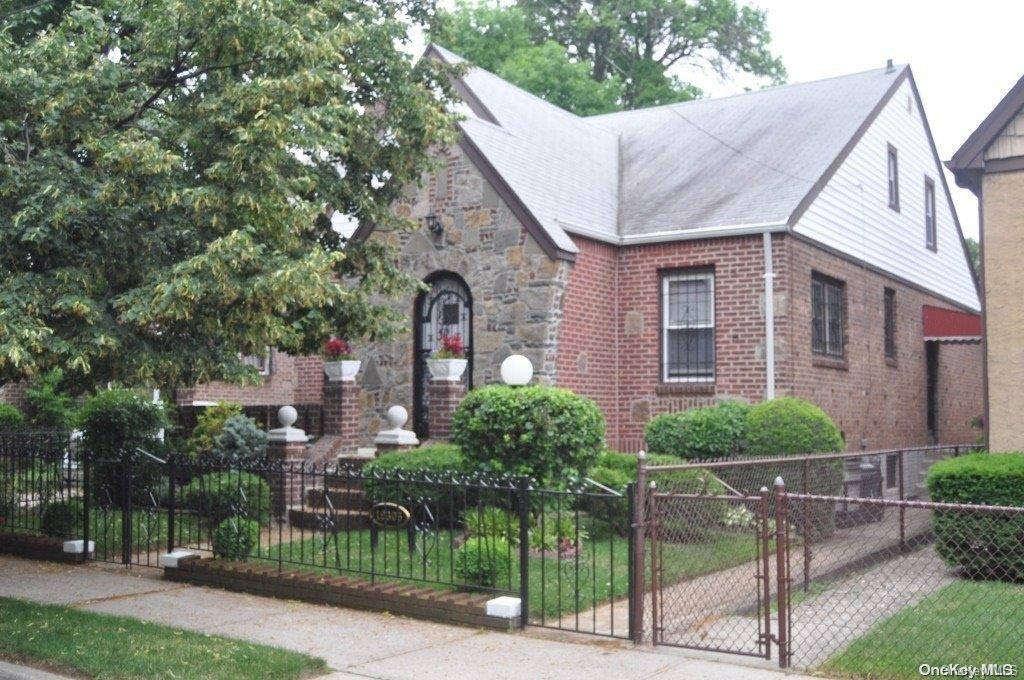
922, 305, 982, 340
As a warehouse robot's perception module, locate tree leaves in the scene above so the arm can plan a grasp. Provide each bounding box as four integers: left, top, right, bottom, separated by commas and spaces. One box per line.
0, 0, 459, 393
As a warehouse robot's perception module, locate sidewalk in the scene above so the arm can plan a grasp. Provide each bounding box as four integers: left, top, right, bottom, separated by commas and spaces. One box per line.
0, 555, 818, 680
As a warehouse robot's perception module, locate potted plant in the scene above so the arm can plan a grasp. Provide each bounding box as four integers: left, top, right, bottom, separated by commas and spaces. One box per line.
322, 337, 360, 382
427, 332, 468, 381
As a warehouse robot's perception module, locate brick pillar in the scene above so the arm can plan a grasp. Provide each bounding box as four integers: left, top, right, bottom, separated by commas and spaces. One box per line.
323, 380, 361, 448
428, 378, 466, 440
266, 406, 308, 515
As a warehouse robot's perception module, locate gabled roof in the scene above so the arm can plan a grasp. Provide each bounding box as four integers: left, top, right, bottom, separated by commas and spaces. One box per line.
948, 74, 1024, 194
427, 44, 907, 253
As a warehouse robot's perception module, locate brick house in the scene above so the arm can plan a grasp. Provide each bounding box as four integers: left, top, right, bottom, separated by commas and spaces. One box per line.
949, 74, 1024, 451
173, 47, 983, 454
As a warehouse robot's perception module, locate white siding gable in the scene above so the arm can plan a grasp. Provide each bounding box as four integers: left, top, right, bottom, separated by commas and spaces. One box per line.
985, 109, 1024, 161
793, 78, 980, 311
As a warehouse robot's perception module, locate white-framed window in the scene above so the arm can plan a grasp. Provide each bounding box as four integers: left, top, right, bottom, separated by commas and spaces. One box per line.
240, 350, 272, 376
924, 178, 937, 251
887, 144, 900, 211
661, 269, 715, 382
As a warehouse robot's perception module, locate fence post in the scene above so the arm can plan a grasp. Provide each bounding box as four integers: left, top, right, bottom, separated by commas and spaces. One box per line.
81, 444, 90, 562
631, 450, 648, 644
166, 454, 176, 555
517, 476, 530, 630
774, 476, 790, 669
649, 480, 660, 646
121, 450, 132, 566
897, 449, 906, 553
801, 457, 810, 592
759, 486, 772, 661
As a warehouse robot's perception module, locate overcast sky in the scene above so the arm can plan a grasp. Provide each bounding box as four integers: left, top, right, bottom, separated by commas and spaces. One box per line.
414, 1, 1024, 240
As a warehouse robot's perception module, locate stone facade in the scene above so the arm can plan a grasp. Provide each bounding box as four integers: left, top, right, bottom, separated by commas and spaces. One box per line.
981, 170, 1024, 451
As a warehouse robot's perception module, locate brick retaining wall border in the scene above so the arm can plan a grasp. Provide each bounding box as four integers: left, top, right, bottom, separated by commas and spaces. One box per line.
165, 557, 520, 631
0, 532, 84, 564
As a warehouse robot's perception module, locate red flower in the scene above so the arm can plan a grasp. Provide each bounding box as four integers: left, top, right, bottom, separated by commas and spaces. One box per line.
323, 337, 353, 359
435, 333, 465, 359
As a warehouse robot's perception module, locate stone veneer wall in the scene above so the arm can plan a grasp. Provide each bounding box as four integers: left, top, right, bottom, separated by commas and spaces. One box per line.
354, 143, 571, 443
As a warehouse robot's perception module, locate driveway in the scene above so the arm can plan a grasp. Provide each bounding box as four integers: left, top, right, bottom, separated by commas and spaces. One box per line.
0, 555, 817, 680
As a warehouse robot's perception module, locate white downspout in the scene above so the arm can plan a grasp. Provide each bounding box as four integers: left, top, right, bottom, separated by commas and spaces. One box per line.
762, 232, 776, 400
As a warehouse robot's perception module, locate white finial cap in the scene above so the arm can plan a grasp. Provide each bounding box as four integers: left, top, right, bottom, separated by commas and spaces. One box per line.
278, 405, 298, 428
638, 449, 646, 459
500, 354, 533, 386
386, 405, 408, 429
774, 476, 785, 487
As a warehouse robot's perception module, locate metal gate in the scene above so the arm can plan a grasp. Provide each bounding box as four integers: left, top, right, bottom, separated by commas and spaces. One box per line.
649, 490, 774, 660
83, 449, 170, 568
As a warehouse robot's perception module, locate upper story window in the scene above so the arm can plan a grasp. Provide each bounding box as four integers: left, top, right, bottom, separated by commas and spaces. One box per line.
884, 288, 897, 359
812, 273, 845, 358
924, 178, 937, 251
661, 269, 715, 382
240, 350, 272, 376
887, 144, 900, 211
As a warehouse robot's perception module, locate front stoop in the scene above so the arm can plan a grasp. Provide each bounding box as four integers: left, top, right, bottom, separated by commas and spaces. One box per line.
0, 532, 88, 563
164, 558, 521, 631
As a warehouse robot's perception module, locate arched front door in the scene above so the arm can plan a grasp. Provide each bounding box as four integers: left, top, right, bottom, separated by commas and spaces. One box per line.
413, 272, 473, 438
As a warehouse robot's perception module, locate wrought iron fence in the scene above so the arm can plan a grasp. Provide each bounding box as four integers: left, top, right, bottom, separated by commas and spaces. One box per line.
0, 431, 78, 537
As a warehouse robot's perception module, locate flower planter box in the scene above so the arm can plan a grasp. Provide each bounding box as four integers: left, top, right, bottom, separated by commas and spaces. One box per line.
427, 358, 467, 382
324, 360, 360, 382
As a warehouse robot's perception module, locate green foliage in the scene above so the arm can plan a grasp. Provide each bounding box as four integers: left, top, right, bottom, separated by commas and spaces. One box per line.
463, 506, 518, 544
76, 389, 168, 504
965, 236, 981, 280
645, 401, 751, 459
362, 444, 467, 525
452, 385, 604, 486
25, 369, 74, 429
0, 0, 458, 391
212, 517, 260, 561
529, 512, 588, 552
40, 500, 81, 538
187, 402, 243, 459
0, 403, 25, 431
745, 398, 844, 456
0, 486, 13, 524
434, 0, 785, 113
211, 414, 267, 462
454, 536, 512, 588
183, 472, 271, 526
927, 452, 1024, 580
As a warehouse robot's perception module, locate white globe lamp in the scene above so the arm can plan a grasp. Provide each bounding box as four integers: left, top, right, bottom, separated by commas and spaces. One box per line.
500, 354, 533, 386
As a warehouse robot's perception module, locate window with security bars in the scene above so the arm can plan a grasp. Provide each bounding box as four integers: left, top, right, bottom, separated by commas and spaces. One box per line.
240, 350, 271, 376
811, 273, 845, 358
661, 270, 715, 382
884, 288, 897, 359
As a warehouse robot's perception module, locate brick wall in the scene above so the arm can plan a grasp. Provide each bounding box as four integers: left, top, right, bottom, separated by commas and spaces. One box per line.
934, 341, 985, 445
175, 350, 319, 407
0, 382, 28, 410
782, 236, 983, 450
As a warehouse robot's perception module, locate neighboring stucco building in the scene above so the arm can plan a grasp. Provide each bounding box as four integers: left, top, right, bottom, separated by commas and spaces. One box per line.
949, 74, 1024, 452
175, 47, 983, 453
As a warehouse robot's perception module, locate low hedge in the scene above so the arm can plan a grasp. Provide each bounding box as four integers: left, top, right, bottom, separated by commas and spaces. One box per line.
745, 398, 843, 457
454, 536, 512, 588
212, 516, 260, 561
361, 444, 469, 526
183, 472, 271, 526
452, 385, 604, 486
927, 452, 1024, 581
645, 401, 750, 459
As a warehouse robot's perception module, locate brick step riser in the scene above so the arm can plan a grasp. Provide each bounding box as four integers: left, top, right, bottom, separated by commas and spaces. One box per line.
287, 508, 373, 531
303, 490, 368, 512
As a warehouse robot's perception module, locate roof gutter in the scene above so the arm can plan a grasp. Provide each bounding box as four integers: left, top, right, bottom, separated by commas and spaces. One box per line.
555, 219, 789, 246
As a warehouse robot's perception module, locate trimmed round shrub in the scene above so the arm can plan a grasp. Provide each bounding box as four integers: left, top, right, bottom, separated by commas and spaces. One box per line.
212, 516, 260, 561
454, 536, 512, 588
183, 472, 271, 525
41, 500, 81, 538
452, 385, 604, 486
745, 398, 843, 456
76, 389, 169, 505
0, 403, 25, 431
927, 452, 1024, 580
645, 401, 750, 459
211, 414, 267, 462
362, 444, 468, 526
187, 402, 243, 459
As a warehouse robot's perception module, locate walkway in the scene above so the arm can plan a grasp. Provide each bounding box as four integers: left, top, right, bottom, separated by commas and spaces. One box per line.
0, 555, 818, 680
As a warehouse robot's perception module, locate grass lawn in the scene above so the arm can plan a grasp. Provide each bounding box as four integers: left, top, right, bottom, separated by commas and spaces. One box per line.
255, 525, 760, 619
0, 597, 326, 679
824, 579, 1024, 679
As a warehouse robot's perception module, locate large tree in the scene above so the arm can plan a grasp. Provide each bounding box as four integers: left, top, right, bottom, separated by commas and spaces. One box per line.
0, 0, 458, 393
434, 0, 786, 114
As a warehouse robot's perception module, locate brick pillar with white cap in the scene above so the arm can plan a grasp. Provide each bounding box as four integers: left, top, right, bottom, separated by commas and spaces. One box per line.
267, 405, 308, 513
